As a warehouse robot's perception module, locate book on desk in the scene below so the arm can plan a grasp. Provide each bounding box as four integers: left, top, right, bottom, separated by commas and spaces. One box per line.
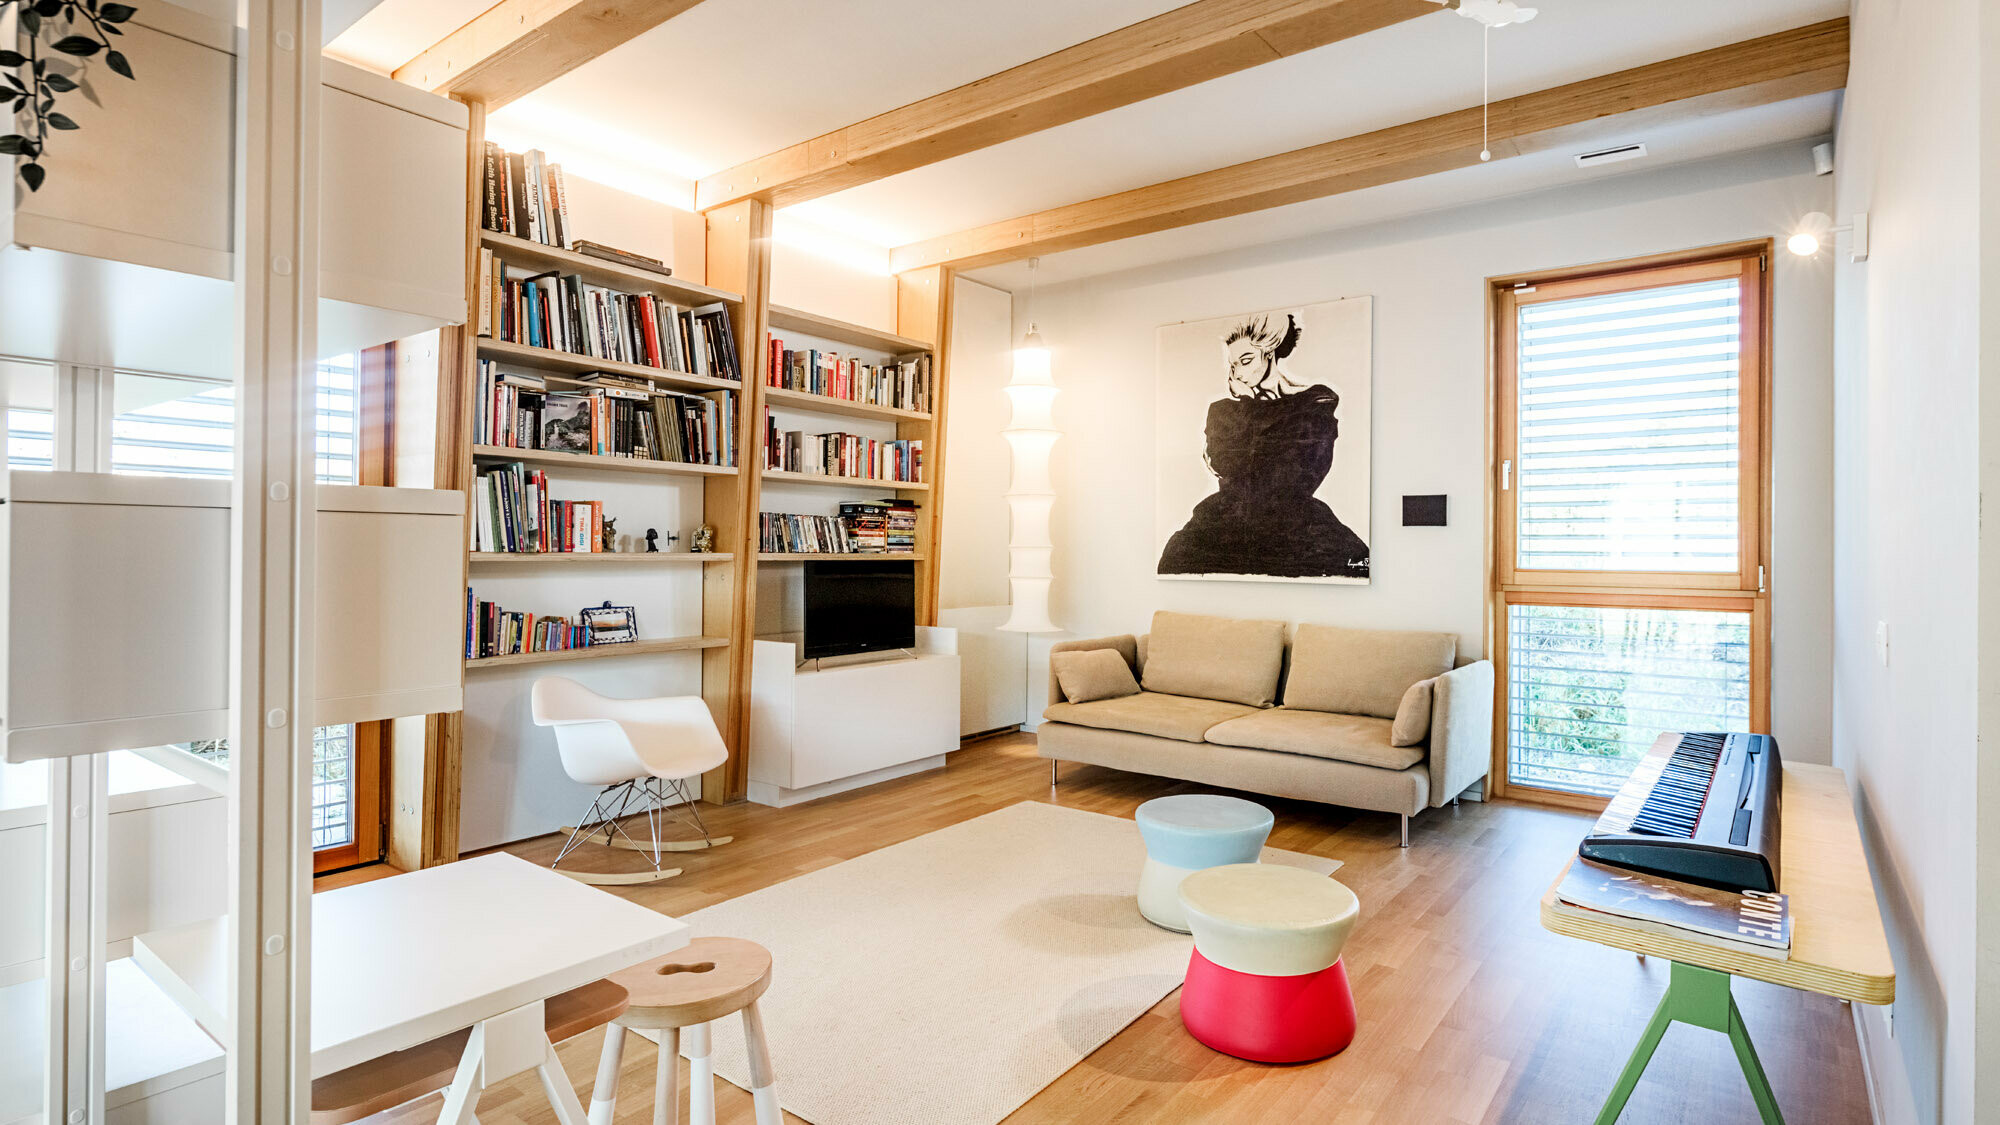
1554, 858, 1792, 960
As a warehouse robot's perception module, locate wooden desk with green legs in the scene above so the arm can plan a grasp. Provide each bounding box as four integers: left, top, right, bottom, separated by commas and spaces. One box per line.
1540, 763, 1895, 1125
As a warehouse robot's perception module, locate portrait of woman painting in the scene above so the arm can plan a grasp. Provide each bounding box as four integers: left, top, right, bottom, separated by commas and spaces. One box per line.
1155, 297, 1372, 584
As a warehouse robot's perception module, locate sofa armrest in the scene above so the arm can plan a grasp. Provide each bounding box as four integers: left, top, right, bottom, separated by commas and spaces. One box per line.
1427, 659, 1494, 808
1046, 635, 1139, 706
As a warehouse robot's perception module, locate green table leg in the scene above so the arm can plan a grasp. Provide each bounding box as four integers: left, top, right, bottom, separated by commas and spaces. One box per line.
1592, 961, 1786, 1125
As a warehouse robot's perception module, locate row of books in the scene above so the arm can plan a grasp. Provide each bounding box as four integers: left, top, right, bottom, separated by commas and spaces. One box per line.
766, 337, 933, 414
472, 462, 608, 554
764, 415, 923, 483
757, 502, 923, 555
480, 145, 573, 249
478, 253, 742, 381
474, 363, 737, 466
759, 512, 854, 555
466, 590, 587, 659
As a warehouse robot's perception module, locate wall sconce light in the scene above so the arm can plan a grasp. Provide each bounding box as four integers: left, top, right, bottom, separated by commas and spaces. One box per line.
1000, 260, 1060, 634
1788, 211, 1870, 262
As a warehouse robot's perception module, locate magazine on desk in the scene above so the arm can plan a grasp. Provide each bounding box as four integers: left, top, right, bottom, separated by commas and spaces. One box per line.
1555, 859, 1792, 960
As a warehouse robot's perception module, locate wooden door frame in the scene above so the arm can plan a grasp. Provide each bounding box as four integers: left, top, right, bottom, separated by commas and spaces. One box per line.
1486, 240, 1774, 807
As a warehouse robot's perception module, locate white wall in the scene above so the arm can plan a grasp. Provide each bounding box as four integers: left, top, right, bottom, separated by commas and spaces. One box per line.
985, 147, 1836, 751
1830, 2, 1996, 1123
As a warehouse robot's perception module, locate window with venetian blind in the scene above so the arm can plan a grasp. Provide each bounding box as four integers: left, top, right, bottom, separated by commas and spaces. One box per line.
1493, 247, 1769, 800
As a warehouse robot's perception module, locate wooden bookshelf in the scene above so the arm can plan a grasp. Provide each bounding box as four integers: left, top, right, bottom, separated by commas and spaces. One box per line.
469, 552, 733, 566
762, 385, 931, 424
476, 338, 741, 395
471, 444, 737, 477
464, 635, 730, 669
767, 304, 932, 354
757, 552, 925, 562
760, 470, 928, 492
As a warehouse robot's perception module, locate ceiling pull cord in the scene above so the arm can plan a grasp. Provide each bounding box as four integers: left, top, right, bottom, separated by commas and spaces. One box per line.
1480, 23, 1492, 162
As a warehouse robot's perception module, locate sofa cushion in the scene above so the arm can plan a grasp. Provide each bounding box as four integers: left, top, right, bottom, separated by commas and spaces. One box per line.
1205, 708, 1424, 771
1044, 692, 1260, 743
1141, 611, 1286, 708
1390, 678, 1436, 746
1051, 648, 1141, 703
1284, 624, 1456, 719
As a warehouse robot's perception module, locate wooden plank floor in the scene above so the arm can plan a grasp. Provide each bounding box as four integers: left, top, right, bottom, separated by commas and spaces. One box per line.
354, 732, 1870, 1124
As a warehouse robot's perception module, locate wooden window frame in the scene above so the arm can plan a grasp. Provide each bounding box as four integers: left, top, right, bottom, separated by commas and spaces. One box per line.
314, 342, 396, 873
1487, 241, 1774, 807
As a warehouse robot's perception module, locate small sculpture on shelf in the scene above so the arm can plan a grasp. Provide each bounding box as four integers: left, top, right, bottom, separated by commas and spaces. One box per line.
691, 524, 715, 553
601, 516, 618, 553
645, 528, 661, 553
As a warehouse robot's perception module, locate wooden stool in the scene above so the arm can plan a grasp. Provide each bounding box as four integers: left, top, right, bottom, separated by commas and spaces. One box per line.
591, 937, 781, 1125
310, 978, 628, 1124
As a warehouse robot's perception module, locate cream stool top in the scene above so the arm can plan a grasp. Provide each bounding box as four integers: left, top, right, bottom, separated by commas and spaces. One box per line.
1178, 863, 1360, 977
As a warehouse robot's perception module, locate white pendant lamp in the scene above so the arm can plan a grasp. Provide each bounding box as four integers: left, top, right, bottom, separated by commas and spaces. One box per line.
1000, 259, 1061, 634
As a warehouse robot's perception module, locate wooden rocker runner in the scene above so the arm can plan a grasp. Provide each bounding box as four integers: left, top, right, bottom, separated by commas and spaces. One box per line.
532, 676, 734, 886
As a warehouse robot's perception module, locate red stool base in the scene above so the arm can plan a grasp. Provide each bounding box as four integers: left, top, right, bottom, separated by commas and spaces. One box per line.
1179, 950, 1357, 1063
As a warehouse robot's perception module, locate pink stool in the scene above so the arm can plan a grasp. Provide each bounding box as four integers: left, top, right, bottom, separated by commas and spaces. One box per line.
1176, 863, 1360, 1063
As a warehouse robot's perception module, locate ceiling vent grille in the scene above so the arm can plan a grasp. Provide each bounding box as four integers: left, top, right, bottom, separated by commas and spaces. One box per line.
1574, 143, 1648, 168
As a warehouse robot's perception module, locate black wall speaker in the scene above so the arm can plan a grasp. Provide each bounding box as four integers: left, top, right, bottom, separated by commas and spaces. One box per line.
1402, 495, 1447, 527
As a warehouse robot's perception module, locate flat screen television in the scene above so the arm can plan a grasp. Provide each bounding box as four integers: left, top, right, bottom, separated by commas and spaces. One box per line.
802, 560, 917, 660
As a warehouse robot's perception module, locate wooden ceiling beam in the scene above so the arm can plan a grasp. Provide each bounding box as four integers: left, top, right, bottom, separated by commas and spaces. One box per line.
693, 0, 1441, 212
888, 19, 1850, 274
392, 0, 707, 110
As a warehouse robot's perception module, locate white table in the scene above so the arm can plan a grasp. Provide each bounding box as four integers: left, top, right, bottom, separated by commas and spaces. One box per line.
133, 853, 689, 1123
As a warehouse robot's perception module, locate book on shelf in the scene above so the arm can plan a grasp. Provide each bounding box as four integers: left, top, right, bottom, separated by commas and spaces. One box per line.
883, 498, 919, 552
766, 336, 932, 413
571, 240, 672, 275
477, 250, 742, 382
484, 144, 572, 249
470, 461, 607, 554
762, 409, 922, 482
1553, 858, 1792, 960
466, 588, 608, 659
475, 359, 737, 466
759, 512, 852, 554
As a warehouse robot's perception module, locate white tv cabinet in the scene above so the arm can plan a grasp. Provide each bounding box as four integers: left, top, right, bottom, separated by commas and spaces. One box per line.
746, 628, 960, 807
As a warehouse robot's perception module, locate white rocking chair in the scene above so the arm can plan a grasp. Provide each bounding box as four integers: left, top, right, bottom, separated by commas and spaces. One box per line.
530, 676, 731, 886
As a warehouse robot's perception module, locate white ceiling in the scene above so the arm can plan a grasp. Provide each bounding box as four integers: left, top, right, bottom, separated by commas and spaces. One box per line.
328, 0, 1846, 281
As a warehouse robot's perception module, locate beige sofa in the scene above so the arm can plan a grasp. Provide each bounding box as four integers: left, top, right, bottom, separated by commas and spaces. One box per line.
1038, 611, 1494, 846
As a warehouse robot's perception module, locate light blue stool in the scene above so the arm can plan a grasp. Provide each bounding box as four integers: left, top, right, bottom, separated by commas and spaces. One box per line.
1135, 794, 1274, 932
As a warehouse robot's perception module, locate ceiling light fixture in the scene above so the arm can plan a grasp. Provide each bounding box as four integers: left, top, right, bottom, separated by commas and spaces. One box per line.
1787, 211, 1870, 262
1424, 0, 1538, 162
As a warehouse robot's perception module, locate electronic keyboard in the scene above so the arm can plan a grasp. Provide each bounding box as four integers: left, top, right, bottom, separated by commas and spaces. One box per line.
1578, 731, 1781, 893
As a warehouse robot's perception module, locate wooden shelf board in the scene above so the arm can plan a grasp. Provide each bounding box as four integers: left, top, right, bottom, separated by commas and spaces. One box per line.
480, 230, 743, 305
758, 470, 928, 492
465, 635, 730, 670
767, 304, 933, 354
758, 552, 925, 562
476, 338, 743, 394
761, 386, 932, 423
469, 552, 734, 565
471, 445, 737, 478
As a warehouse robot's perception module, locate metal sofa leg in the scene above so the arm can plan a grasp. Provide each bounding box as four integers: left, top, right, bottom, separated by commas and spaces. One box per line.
1400, 814, 1410, 848
1050, 759, 1059, 789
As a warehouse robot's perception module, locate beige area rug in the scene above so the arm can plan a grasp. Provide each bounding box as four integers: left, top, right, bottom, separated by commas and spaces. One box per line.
649, 800, 1341, 1125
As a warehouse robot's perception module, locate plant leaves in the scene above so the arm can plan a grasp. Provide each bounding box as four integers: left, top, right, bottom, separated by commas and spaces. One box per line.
0, 135, 27, 155
19, 10, 41, 35
32, 0, 63, 16
52, 36, 103, 57
41, 72, 77, 92
99, 2, 136, 21
20, 162, 45, 192
0, 51, 25, 68
45, 111, 77, 130
105, 48, 130, 78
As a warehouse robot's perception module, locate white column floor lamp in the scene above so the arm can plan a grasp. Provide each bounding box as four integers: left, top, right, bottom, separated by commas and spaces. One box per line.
1000, 259, 1059, 635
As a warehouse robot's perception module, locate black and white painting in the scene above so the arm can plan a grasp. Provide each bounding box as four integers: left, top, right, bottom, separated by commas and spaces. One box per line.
1155, 297, 1371, 584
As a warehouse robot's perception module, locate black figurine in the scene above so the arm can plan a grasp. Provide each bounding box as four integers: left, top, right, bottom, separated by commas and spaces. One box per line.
645, 528, 661, 553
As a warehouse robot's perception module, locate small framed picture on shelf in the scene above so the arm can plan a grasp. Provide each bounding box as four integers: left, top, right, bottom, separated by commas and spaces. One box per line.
580, 601, 638, 645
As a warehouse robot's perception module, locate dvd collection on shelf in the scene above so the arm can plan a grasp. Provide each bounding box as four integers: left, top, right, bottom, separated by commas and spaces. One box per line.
475, 362, 737, 466
764, 412, 922, 483
766, 336, 932, 413
759, 500, 920, 555
472, 461, 616, 554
